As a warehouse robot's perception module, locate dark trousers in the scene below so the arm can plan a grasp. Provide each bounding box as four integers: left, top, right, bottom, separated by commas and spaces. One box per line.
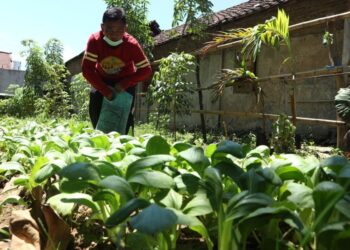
89, 86, 135, 134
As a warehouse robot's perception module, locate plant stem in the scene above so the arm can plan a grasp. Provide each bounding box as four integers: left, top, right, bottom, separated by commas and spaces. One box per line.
218, 207, 233, 250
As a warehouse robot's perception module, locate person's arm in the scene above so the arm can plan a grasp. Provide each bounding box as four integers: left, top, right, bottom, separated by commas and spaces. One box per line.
81, 34, 114, 99
118, 42, 152, 90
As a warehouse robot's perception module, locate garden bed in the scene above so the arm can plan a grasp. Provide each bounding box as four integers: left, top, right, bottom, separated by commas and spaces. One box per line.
1, 117, 349, 249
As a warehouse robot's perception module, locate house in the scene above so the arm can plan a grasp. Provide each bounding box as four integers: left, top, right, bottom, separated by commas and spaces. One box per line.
0, 51, 25, 95
0, 51, 12, 69
65, 0, 350, 142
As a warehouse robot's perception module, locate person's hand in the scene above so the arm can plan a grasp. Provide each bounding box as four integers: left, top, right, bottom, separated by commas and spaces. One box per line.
114, 83, 124, 93
106, 91, 115, 101
106, 86, 116, 101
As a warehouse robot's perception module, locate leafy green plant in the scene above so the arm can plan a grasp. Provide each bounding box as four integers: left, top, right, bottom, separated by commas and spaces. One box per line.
211, 60, 257, 102
69, 74, 90, 120
0, 86, 37, 117
2, 117, 350, 249
205, 9, 291, 64
148, 52, 195, 137
270, 114, 296, 154
1, 39, 73, 118
335, 87, 350, 123
204, 9, 291, 104
172, 0, 213, 38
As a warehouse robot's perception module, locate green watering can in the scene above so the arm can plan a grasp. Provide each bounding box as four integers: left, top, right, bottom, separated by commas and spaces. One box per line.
96, 91, 133, 134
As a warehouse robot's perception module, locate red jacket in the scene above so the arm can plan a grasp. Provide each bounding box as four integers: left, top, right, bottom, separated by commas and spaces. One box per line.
82, 31, 152, 97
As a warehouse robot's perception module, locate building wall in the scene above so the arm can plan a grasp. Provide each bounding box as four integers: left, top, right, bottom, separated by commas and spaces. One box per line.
0, 52, 12, 69
137, 11, 348, 140
0, 69, 25, 93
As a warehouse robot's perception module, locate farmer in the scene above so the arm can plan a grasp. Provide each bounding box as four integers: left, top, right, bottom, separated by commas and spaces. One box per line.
82, 7, 152, 134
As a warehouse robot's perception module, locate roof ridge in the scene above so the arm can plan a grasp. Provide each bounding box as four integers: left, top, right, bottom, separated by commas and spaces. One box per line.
154, 0, 291, 45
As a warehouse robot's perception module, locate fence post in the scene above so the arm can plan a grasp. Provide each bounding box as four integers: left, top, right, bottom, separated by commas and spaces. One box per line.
337, 19, 350, 149
196, 56, 207, 142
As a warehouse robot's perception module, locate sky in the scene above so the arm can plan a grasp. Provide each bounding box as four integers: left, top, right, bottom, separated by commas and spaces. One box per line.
0, 0, 246, 69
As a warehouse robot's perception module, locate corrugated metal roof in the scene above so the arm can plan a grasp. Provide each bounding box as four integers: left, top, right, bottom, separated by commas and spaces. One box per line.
154, 0, 290, 45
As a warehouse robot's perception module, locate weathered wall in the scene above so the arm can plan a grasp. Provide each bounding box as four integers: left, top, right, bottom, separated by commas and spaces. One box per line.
0, 69, 25, 93
136, 20, 347, 140
254, 25, 344, 138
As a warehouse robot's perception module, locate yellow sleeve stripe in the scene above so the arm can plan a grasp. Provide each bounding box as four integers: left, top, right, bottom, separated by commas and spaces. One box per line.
137, 62, 150, 69
86, 52, 98, 58
84, 55, 97, 62
135, 59, 148, 66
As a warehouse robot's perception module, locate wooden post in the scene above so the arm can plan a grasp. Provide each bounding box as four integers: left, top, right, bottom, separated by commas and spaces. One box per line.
289, 78, 297, 125
196, 56, 207, 142
217, 50, 225, 129
337, 19, 350, 149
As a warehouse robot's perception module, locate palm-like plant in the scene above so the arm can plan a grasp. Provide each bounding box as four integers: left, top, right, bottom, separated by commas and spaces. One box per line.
204, 9, 291, 64
205, 9, 292, 103
211, 61, 257, 102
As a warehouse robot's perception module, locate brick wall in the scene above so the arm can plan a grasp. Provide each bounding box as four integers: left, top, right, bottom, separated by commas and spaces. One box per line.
0, 52, 12, 69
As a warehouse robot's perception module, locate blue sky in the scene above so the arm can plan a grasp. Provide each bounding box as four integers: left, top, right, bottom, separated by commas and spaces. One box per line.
1, 0, 246, 68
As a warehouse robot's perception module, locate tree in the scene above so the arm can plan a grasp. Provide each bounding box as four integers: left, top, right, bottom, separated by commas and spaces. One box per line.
19, 38, 72, 118
21, 39, 50, 96
172, 0, 213, 37
44, 38, 64, 65
147, 52, 195, 137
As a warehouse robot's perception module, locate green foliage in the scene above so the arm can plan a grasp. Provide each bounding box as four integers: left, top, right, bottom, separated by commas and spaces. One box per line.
0, 39, 72, 118
211, 60, 257, 102
69, 74, 90, 120
147, 52, 195, 130
323, 31, 334, 47
103, 0, 154, 58
270, 114, 296, 153
335, 87, 350, 123
172, 0, 213, 38
2, 117, 350, 249
36, 64, 72, 118
206, 9, 291, 64
44, 38, 64, 65
20, 39, 50, 95
0, 86, 36, 117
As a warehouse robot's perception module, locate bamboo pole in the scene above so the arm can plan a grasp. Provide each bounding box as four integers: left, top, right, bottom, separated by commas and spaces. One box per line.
196, 66, 350, 91
196, 11, 350, 56
289, 85, 297, 125
191, 109, 346, 127
217, 50, 225, 129
287, 100, 334, 104
137, 108, 346, 127
289, 11, 350, 31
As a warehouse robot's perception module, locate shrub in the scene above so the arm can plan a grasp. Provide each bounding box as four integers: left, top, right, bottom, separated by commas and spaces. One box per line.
270, 113, 296, 153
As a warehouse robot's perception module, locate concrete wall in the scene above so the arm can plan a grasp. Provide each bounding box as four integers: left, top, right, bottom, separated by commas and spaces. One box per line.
0, 69, 25, 93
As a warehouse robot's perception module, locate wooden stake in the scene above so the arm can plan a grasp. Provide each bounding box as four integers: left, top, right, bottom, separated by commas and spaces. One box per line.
196, 56, 207, 142
337, 18, 350, 149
